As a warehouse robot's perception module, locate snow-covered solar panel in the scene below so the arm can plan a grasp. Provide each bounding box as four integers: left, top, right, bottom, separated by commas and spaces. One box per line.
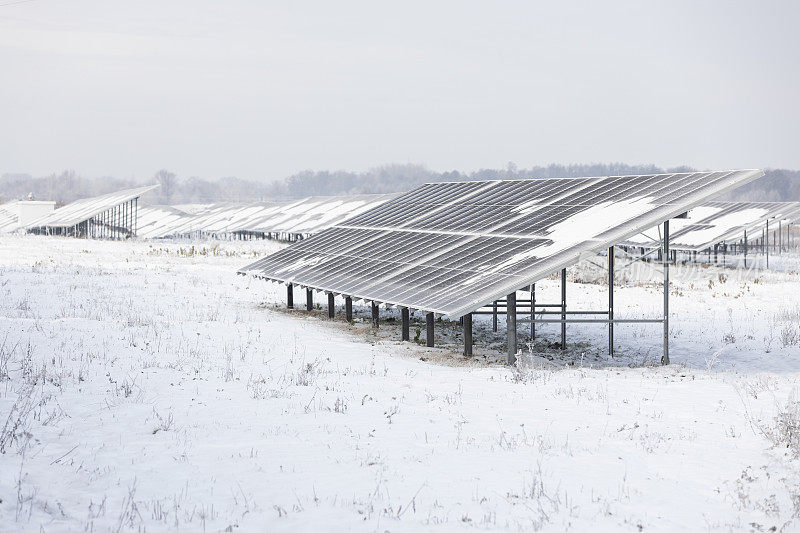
135, 205, 196, 239
0, 202, 19, 233
239, 170, 764, 318
146, 194, 399, 238
237, 193, 399, 236
25, 185, 159, 229
623, 200, 800, 251
156, 202, 288, 237
779, 203, 800, 225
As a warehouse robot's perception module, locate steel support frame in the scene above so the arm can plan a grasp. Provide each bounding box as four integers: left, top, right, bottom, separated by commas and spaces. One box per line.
267, 225, 674, 367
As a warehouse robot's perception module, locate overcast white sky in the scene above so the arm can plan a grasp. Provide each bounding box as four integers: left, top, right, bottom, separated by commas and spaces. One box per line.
1, 1, 799, 182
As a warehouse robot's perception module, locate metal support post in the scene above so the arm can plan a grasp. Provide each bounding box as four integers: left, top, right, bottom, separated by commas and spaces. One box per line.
401, 307, 410, 341
662, 220, 670, 365
426, 312, 434, 347
744, 230, 748, 268
371, 302, 379, 328
492, 301, 498, 332
766, 219, 770, 269
463, 313, 472, 356
287, 284, 293, 309
327, 293, 335, 319
530, 284, 535, 342
306, 289, 313, 311
608, 246, 614, 356
345, 297, 353, 322
507, 291, 517, 365
560, 268, 567, 350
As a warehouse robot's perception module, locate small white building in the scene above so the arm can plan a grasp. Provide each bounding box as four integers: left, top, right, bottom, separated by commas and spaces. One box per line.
17, 200, 56, 226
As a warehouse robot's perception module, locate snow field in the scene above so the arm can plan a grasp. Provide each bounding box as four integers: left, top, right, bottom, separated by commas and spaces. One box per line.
0, 235, 799, 531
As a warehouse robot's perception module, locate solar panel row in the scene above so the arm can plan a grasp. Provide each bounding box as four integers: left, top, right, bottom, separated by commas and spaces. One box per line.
24, 185, 160, 229
240, 170, 764, 318
135, 205, 197, 239
137, 194, 399, 239
623, 200, 800, 252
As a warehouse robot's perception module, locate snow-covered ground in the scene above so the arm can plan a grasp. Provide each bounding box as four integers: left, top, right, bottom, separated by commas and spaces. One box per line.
1, 234, 799, 531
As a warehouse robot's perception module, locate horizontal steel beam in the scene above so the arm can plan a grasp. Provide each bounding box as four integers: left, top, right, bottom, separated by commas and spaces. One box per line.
471, 310, 609, 315
519, 318, 664, 324
485, 301, 562, 307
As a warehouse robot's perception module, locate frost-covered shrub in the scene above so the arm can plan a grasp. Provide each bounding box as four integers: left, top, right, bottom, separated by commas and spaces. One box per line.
759, 398, 800, 458
0, 334, 15, 381
779, 326, 799, 347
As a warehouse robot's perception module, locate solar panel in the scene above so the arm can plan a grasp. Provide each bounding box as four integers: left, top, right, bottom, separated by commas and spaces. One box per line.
146, 194, 399, 238
623, 200, 800, 251
239, 170, 764, 318
237, 193, 400, 236
0, 202, 19, 233
135, 205, 196, 239
25, 185, 159, 229
775, 202, 800, 225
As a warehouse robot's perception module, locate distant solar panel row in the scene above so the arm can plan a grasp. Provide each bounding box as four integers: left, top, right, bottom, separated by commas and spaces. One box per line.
240, 170, 764, 318
135, 193, 399, 239
24, 185, 160, 229
623, 200, 800, 252
135, 205, 196, 239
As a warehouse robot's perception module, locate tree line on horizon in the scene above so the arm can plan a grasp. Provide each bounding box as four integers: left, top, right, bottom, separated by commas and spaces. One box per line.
1, 164, 798, 206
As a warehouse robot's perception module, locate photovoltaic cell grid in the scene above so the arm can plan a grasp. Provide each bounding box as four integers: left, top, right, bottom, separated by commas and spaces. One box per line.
25, 185, 160, 229
623, 200, 800, 252
239, 170, 764, 318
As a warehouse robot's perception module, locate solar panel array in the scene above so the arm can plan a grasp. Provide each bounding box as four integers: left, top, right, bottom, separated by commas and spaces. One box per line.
623, 200, 800, 251
25, 185, 160, 229
239, 170, 764, 318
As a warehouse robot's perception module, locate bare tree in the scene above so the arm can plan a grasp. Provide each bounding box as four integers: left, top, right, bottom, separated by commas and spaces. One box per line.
154, 169, 177, 204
